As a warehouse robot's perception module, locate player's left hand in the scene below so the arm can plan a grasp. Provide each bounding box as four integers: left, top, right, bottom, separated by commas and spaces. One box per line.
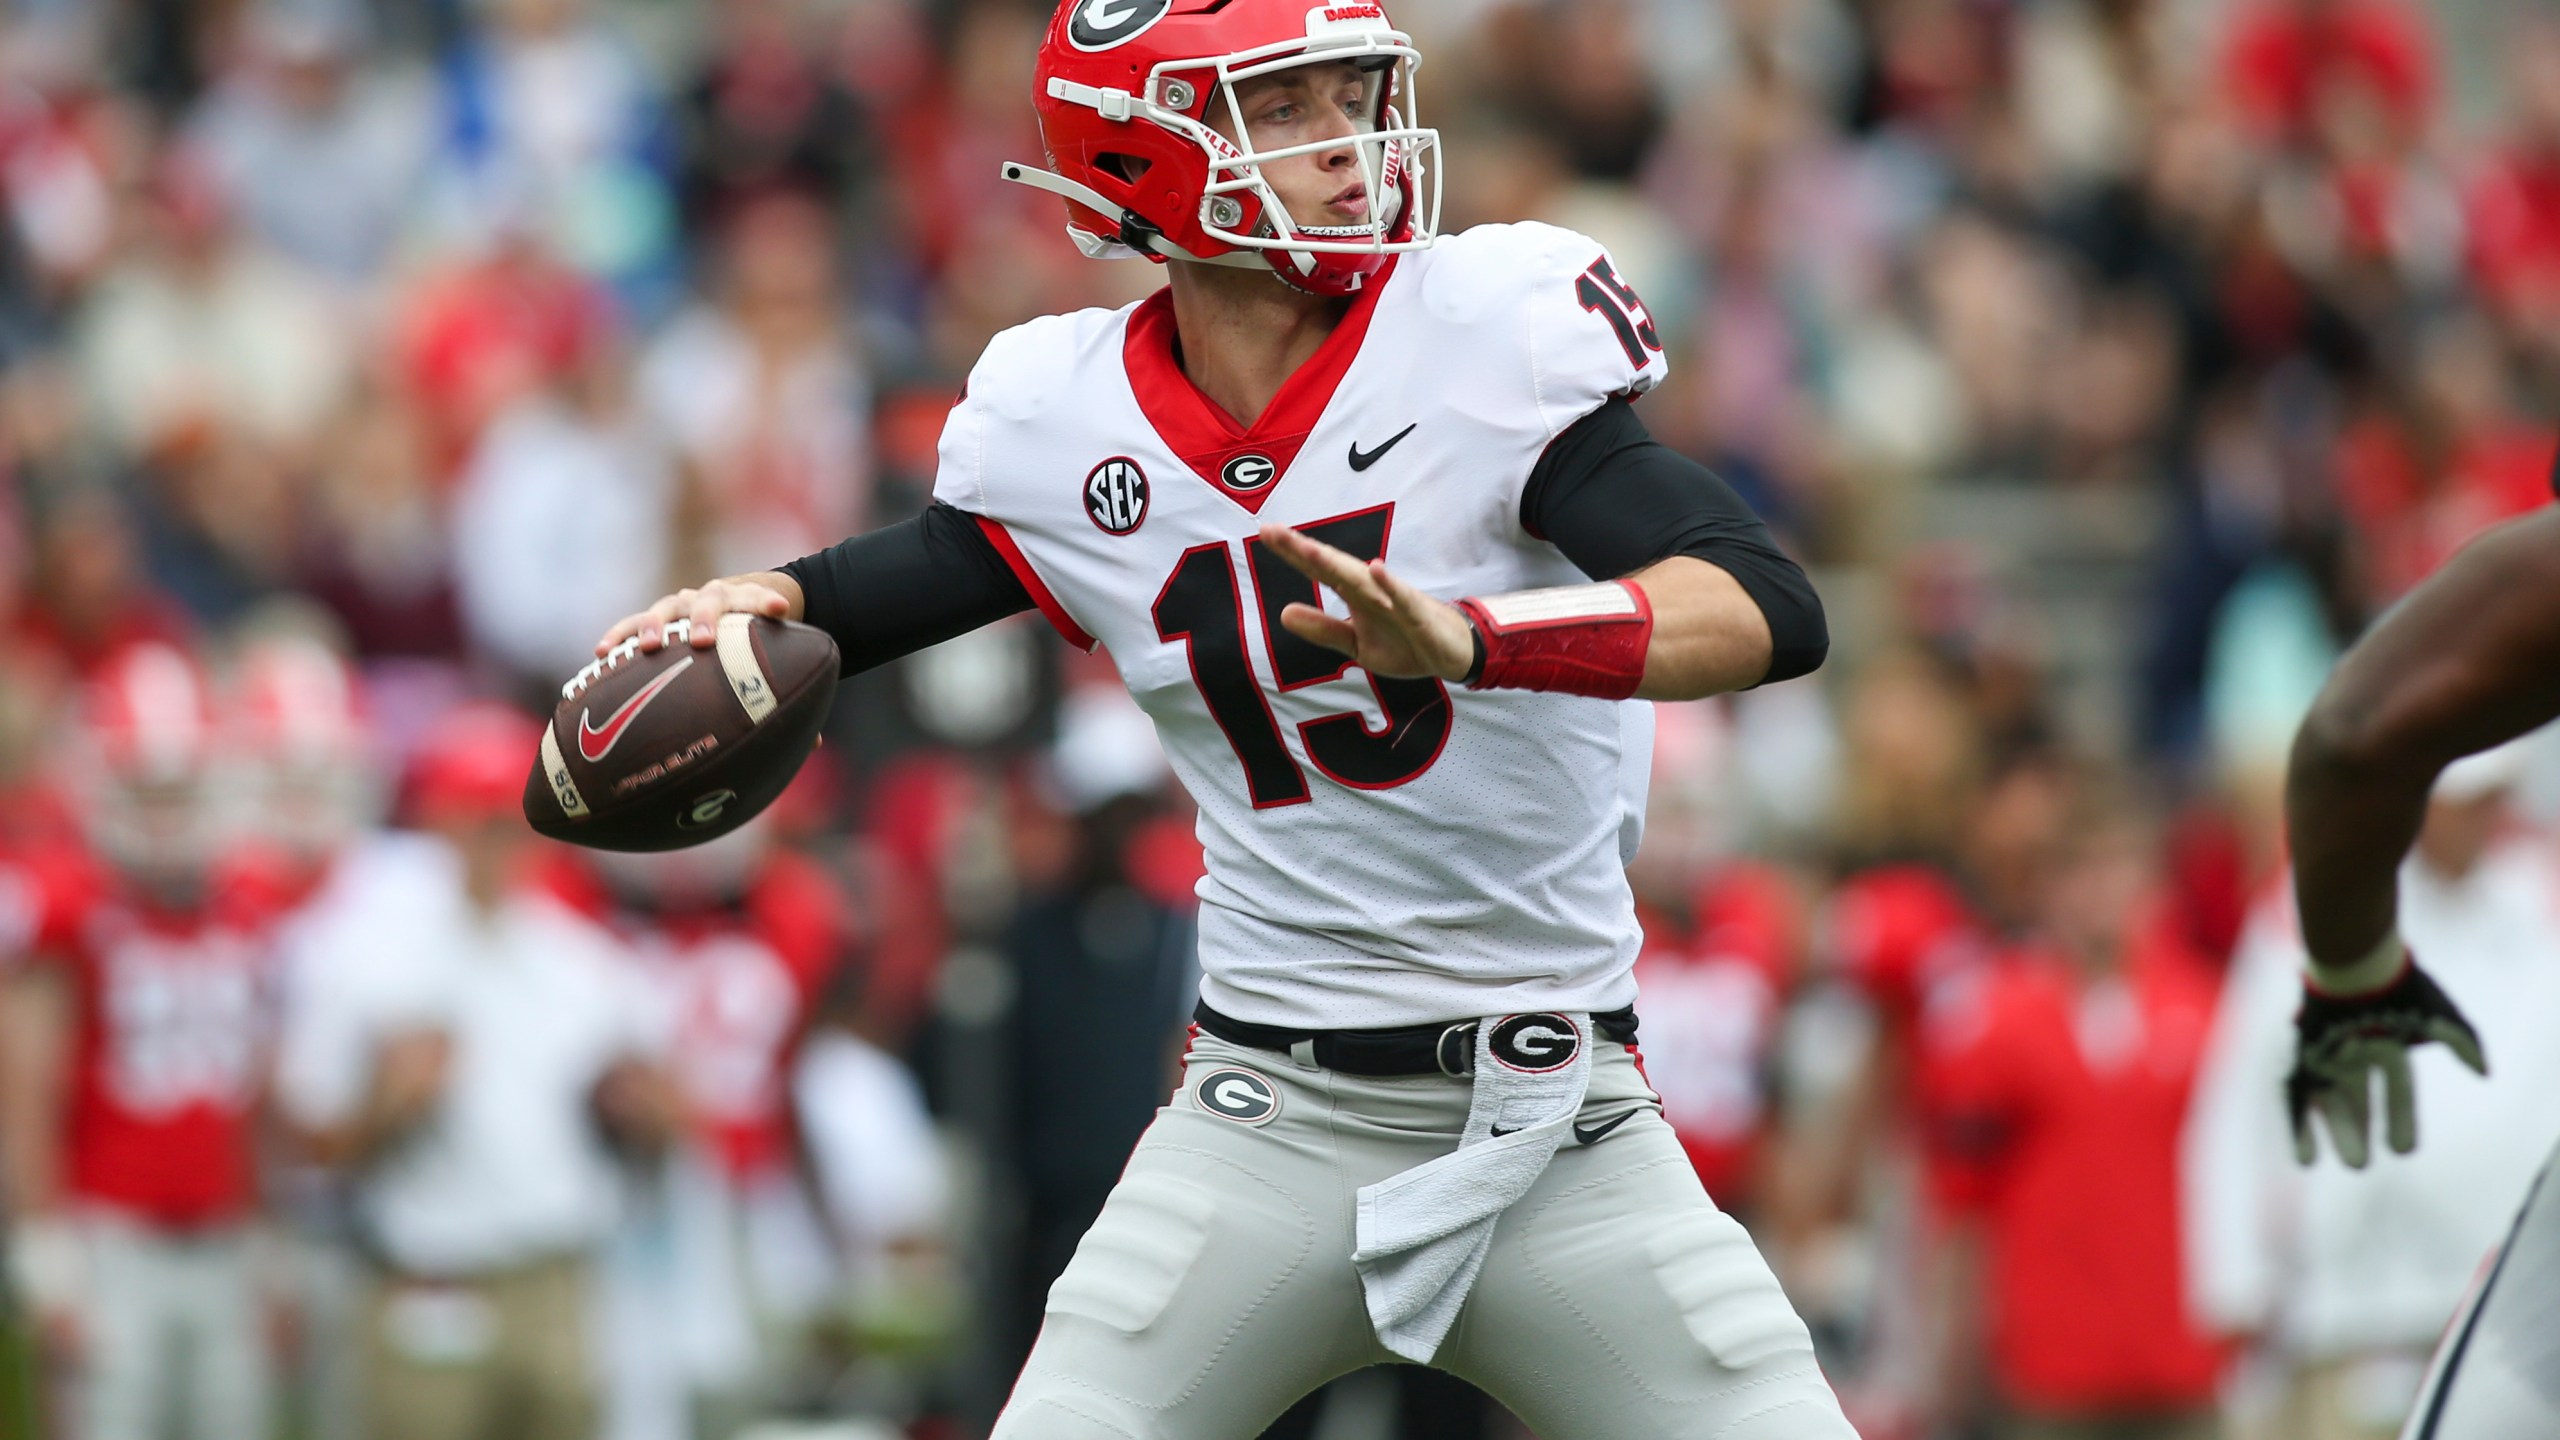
2285, 953, 2486, 1169
1259, 522, 1474, 682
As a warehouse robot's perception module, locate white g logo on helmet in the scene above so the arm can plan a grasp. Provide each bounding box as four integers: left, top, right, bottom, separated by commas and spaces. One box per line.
1069, 0, 1172, 50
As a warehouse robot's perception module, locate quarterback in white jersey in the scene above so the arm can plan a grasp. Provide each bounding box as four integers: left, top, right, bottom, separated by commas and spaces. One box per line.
603, 0, 1850, 1433
934, 219, 1674, 1030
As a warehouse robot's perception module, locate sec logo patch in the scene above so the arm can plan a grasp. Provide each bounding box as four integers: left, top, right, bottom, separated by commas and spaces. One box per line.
1084, 457, 1150, 535
1194, 1067, 1281, 1126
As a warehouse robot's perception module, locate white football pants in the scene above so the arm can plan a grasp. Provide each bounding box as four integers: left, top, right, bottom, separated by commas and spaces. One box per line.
76, 1213, 271, 1440
992, 1033, 1857, 1439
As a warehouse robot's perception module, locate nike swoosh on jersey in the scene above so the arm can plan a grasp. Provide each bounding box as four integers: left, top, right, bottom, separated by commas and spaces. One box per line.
1348, 423, 1418, 472
1572, 1111, 1637, 1146
577, 655, 695, 762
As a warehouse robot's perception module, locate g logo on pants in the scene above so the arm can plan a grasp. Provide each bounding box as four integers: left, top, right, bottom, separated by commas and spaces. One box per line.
1489, 1013, 1582, 1073
1194, 1067, 1280, 1126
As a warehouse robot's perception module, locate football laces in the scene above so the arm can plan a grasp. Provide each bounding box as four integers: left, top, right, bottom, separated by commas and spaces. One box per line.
563, 619, 695, 700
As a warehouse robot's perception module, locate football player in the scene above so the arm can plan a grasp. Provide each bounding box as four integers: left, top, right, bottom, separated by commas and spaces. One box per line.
2283, 489, 2560, 1439
222, 630, 382, 900
576, 824, 860, 1435
598, 1, 1849, 1433
0, 642, 290, 1440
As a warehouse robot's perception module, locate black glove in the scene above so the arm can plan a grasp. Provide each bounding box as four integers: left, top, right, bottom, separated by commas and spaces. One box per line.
2286, 954, 2487, 1169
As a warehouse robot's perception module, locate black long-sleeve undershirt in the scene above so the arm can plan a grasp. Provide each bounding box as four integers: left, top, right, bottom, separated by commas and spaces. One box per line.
1520, 397, 1828, 685
779, 503, 1033, 676
781, 399, 1825, 686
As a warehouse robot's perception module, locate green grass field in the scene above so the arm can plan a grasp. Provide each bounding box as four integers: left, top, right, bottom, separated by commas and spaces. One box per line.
0, 1296, 36, 1440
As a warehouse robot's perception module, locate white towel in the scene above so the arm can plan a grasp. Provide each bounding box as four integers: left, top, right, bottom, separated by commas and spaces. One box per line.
1351, 1013, 1594, 1363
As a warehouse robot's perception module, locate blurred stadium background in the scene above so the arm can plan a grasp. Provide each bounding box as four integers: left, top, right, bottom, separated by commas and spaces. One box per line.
2, 0, 2559, 1438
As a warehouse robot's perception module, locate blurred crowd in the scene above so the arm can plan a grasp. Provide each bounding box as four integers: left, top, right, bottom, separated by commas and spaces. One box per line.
3, 1, 2560, 1439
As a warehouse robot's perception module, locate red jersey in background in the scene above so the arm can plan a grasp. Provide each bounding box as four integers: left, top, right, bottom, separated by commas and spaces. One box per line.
1631, 863, 1797, 1206
30, 853, 291, 1227
1824, 862, 1989, 1053
1920, 921, 2226, 1415
608, 851, 852, 1183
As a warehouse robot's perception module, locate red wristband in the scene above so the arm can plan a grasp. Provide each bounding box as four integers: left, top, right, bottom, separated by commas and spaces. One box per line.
1454, 581, 1654, 699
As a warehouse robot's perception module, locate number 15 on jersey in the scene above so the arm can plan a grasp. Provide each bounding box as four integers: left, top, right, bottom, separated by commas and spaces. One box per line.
1151, 503, 1451, 808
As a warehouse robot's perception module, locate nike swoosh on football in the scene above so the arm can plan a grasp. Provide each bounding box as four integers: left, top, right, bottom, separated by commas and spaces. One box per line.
1572, 1111, 1638, 1146
578, 655, 695, 762
1348, 423, 1418, 472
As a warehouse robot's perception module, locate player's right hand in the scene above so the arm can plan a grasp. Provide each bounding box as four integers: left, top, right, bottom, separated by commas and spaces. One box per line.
1258, 521, 1475, 682
597, 575, 797, 657
2286, 952, 2486, 1169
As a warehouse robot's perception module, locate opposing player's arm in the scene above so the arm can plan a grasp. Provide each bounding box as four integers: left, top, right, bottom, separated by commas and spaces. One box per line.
595, 503, 1035, 674
1264, 398, 1824, 702
2280, 504, 2560, 1167
2290, 505, 2560, 970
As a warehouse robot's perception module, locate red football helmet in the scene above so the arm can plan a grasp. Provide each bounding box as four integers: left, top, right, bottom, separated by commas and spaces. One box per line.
73, 642, 225, 882
225, 636, 381, 863
1004, 0, 1442, 296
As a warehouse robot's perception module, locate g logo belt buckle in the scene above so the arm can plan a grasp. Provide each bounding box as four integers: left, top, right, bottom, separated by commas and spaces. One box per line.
1436, 1022, 1479, 1078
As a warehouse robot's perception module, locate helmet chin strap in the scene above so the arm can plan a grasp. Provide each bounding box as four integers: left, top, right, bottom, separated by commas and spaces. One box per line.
1000, 162, 1266, 268
999, 159, 1400, 295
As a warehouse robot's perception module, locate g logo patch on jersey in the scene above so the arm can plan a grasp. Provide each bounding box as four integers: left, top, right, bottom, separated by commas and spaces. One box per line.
1194, 1066, 1281, 1126
1488, 1013, 1582, 1073
1084, 457, 1151, 535
1221, 453, 1279, 492
1068, 0, 1172, 51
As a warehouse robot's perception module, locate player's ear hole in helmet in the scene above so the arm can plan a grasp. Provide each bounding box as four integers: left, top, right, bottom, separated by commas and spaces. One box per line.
1004, 0, 1443, 297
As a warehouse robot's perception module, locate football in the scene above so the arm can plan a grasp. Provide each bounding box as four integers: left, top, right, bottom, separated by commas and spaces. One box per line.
523, 614, 839, 852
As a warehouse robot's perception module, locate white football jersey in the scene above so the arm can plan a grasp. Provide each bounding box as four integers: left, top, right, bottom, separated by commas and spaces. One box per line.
934, 223, 1670, 1029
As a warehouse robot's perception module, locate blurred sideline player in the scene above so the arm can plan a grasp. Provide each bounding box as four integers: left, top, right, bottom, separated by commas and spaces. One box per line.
224, 627, 383, 905
2282, 483, 2560, 1438
596, 0, 1849, 1431
1919, 796, 2224, 1440
1621, 729, 1800, 1215
1761, 749, 2064, 1438
226, 627, 382, 1440
271, 704, 677, 1440
564, 821, 860, 1439
0, 641, 294, 1440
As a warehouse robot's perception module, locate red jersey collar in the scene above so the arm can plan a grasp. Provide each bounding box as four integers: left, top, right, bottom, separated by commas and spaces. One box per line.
1121, 257, 1399, 516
